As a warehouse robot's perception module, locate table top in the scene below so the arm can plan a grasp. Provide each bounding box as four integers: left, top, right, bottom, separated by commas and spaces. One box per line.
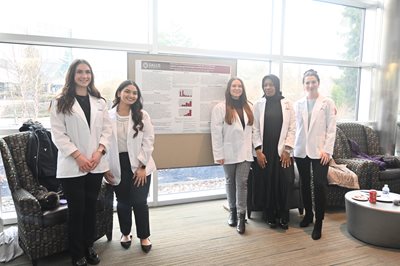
345, 190, 400, 213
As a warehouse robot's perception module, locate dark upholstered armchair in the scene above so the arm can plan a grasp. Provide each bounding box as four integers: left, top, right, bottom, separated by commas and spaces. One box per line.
325, 126, 377, 207
0, 132, 114, 266
337, 122, 400, 193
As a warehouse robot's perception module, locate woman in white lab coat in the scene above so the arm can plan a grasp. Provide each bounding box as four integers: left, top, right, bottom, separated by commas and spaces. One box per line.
104, 80, 155, 253
211, 77, 254, 234
50, 59, 112, 266
252, 74, 296, 230
294, 69, 336, 240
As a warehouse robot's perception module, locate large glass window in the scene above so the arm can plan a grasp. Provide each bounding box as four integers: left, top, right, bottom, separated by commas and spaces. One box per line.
0, 43, 127, 130
158, 165, 225, 201
282, 63, 359, 120
158, 0, 273, 54
284, 0, 363, 61
0, 0, 149, 44
237, 60, 270, 103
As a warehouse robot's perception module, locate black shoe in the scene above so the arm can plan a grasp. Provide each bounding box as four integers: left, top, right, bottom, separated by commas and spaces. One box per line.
279, 219, 289, 230
228, 208, 237, 227
85, 247, 100, 265
72, 257, 87, 266
299, 214, 314, 228
267, 219, 277, 229
237, 212, 246, 234
141, 239, 152, 253
120, 235, 132, 249
311, 220, 323, 240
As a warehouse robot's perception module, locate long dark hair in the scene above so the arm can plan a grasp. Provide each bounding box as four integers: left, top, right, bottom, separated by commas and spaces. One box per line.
56, 59, 102, 114
225, 77, 254, 125
112, 80, 144, 138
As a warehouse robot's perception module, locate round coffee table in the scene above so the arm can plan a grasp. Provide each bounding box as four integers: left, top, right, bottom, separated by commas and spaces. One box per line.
345, 190, 400, 249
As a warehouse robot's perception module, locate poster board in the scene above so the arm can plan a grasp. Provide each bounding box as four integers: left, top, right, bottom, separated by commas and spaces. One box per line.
128, 54, 236, 169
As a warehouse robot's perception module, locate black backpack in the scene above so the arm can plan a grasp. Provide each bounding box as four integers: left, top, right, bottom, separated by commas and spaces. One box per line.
20, 120, 60, 192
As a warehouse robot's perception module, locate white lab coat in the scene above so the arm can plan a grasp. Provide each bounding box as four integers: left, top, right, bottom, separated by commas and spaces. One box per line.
252, 97, 296, 157
50, 95, 113, 178
210, 102, 254, 164
107, 107, 156, 185
294, 95, 337, 159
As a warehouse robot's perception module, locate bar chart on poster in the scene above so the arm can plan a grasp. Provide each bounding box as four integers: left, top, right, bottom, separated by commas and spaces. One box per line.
128, 54, 236, 168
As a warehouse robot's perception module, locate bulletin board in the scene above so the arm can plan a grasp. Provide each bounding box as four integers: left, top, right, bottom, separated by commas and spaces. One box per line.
128, 53, 237, 169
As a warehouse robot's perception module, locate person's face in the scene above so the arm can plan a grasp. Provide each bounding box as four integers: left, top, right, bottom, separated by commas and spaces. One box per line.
118, 84, 138, 106
303, 75, 319, 99
74, 63, 92, 89
263, 79, 276, 97
230, 79, 243, 100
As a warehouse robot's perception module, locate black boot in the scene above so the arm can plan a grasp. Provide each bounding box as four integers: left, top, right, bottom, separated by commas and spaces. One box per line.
299, 211, 314, 228
237, 212, 246, 234
311, 219, 323, 240
228, 208, 237, 227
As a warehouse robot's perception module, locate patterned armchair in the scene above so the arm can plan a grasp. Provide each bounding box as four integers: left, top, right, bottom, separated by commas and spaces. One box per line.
326, 126, 377, 207
337, 122, 400, 193
0, 132, 114, 266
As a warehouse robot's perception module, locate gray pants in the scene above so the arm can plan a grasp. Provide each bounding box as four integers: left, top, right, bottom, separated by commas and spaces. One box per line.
223, 161, 251, 214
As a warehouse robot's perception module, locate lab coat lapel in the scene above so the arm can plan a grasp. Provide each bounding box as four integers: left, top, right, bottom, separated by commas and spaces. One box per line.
89, 96, 101, 130
260, 99, 266, 137
109, 108, 118, 143
300, 98, 308, 132
72, 98, 90, 129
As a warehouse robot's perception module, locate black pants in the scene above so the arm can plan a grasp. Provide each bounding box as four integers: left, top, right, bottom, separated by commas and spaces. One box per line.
61, 173, 103, 260
114, 152, 151, 239
295, 156, 328, 221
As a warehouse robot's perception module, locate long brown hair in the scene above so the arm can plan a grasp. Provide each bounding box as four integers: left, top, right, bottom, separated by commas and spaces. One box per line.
56, 59, 102, 114
112, 80, 144, 138
225, 77, 253, 125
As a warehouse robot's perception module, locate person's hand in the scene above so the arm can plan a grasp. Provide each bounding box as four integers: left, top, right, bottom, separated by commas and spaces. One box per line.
216, 159, 224, 165
320, 151, 330, 165
133, 168, 147, 187
104, 170, 116, 185
256, 150, 267, 168
76, 154, 93, 172
90, 150, 103, 170
280, 151, 292, 168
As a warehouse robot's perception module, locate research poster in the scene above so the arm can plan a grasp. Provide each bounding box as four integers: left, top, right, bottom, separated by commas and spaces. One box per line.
135, 60, 232, 134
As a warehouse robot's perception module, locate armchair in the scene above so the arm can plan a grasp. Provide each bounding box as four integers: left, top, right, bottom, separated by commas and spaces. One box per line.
0, 132, 114, 266
325, 126, 376, 207
337, 122, 400, 193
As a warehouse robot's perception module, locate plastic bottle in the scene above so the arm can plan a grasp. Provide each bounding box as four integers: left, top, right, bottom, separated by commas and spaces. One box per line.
382, 184, 390, 197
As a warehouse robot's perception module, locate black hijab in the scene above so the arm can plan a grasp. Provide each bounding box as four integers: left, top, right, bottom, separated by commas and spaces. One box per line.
262, 74, 284, 102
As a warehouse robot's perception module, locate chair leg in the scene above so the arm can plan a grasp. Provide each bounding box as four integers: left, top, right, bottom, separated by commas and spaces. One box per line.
106, 231, 112, 241
298, 208, 304, 215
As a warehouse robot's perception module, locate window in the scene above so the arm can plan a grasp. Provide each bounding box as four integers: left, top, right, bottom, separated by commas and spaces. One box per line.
0, 43, 127, 130
158, 165, 225, 201
237, 60, 270, 103
0, 0, 149, 44
282, 63, 359, 120
158, 0, 273, 54
284, 0, 363, 61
